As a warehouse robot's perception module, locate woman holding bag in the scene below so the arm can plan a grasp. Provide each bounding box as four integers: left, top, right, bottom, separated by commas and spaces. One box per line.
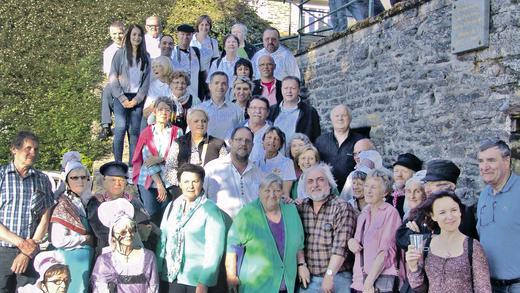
348, 168, 402, 293
132, 97, 183, 225
405, 190, 491, 293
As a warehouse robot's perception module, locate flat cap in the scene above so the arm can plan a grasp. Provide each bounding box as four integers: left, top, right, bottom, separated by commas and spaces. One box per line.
423, 159, 460, 184
100, 161, 128, 178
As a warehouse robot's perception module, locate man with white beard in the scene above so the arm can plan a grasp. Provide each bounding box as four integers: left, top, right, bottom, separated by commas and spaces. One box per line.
296, 163, 357, 293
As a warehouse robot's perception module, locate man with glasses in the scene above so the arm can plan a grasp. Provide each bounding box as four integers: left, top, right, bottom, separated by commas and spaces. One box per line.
241, 96, 272, 163
252, 55, 283, 106
145, 15, 162, 59
477, 139, 520, 292
204, 127, 264, 218
0, 131, 54, 291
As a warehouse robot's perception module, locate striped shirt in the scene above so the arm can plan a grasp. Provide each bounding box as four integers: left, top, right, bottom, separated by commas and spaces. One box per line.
297, 194, 357, 275
0, 163, 54, 247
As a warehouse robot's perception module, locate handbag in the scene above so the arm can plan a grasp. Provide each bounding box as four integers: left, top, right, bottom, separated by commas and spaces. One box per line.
359, 218, 399, 293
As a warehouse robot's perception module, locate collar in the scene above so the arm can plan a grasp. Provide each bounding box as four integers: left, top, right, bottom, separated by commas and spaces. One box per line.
494, 172, 519, 194
208, 98, 228, 107
6, 162, 36, 177
280, 98, 301, 110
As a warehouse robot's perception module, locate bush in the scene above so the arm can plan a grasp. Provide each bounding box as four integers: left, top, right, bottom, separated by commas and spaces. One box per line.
0, 0, 269, 170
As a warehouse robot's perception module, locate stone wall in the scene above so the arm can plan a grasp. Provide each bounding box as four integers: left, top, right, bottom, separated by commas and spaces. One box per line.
296, 0, 520, 198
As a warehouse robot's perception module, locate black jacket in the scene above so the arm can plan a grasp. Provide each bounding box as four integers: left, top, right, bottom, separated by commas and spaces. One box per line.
176, 133, 226, 167
252, 79, 283, 105
268, 99, 321, 143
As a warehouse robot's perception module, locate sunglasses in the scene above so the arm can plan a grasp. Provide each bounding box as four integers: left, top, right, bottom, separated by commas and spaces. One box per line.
69, 176, 89, 181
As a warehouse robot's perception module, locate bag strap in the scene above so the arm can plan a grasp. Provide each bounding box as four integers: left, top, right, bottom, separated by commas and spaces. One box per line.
468, 237, 474, 293
359, 218, 367, 274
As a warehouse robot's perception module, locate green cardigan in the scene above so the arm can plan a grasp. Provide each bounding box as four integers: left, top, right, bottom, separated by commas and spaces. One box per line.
156, 198, 226, 287
227, 199, 304, 293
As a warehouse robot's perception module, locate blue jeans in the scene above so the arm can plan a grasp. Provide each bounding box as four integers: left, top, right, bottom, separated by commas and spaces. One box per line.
493, 283, 520, 293
299, 271, 352, 293
113, 93, 142, 166
329, 0, 385, 32
138, 185, 170, 226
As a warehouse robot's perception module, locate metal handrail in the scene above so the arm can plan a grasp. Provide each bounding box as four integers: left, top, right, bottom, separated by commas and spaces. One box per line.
253, 0, 376, 51
294, 0, 375, 50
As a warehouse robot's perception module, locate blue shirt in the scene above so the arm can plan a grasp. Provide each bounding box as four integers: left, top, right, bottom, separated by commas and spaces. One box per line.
477, 172, 520, 279
0, 163, 54, 247
195, 99, 244, 140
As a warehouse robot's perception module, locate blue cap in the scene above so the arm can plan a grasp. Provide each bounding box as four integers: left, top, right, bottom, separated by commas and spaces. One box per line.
99, 161, 128, 178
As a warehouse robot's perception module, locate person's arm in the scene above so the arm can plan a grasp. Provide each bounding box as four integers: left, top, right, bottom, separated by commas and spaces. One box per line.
0, 223, 24, 247
197, 206, 226, 287
282, 180, 293, 199
364, 209, 401, 291
50, 222, 88, 249
321, 254, 346, 293
135, 57, 151, 105
363, 251, 386, 292
147, 250, 160, 293
32, 208, 51, 242
109, 49, 127, 103
472, 241, 492, 293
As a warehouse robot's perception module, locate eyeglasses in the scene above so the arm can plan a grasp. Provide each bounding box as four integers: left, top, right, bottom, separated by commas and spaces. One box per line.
259, 63, 274, 67
69, 176, 89, 181
45, 278, 69, 286
479, 200, 497, 227
146, 24, 160, 28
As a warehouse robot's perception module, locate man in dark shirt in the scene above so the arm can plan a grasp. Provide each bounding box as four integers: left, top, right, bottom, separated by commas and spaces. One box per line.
315, 105, 365, 191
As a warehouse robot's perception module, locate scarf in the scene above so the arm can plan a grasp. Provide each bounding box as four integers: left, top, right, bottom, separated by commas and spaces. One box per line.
163, 194, 206, 282
50, 191, 88, 235
391, 187, 405, 208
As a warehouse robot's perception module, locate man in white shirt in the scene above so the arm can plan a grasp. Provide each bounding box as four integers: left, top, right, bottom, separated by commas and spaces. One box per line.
251, 28, 300, 80
195, 72, 243, 140
204, 127, 264, 218
172, 24, 202, 98
99, 21, 124, 139
144, 16, 162, 59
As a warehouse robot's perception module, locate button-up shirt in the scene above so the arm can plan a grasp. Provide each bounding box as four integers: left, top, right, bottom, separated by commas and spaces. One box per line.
195, 99, 244, 140
252, 46, 300, 80
351, 202, 401, 291
254, 152, 296, 181
0, 163, 54, 247
103, 43, 119, 76
145, 33, 161, 59
244, 121, 271, 163
172, 46, 201, 98
477, 172, 520, 279
203, 154, 265, 218
297, 195, 357, 275
314, 131, 365, 191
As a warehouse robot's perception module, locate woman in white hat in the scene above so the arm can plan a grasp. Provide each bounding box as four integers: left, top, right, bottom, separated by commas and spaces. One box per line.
91, 198, 159, 293
18, 251, 71, 293
49, 151, 94, 293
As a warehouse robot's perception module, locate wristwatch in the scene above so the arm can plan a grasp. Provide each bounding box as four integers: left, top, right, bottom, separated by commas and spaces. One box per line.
326, 269, 334, 276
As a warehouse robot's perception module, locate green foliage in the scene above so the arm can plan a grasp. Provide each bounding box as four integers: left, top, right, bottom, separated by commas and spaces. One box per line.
0, 0, 269, 170
166, 0, 271, 46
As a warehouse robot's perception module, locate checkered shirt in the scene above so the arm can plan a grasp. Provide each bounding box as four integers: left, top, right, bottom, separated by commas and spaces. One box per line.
297, 194, 357, 275
0, 163, 54, 247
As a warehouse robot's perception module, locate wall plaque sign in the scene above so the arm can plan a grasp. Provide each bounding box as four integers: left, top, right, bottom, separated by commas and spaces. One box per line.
451, 0, 490, 54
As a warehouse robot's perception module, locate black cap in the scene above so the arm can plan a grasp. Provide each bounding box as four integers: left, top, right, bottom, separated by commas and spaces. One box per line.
177, 24, 195, 33
100, 161, 128, 178
423, 159, 460, 184
393, 153, 423, 172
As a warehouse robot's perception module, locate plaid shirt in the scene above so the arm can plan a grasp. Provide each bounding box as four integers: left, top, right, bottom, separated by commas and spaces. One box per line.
297, 194, 357, 275
0, 163, 54, 247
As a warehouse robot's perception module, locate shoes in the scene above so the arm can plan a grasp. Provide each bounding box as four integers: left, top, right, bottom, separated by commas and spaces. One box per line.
98, 126, 113, 140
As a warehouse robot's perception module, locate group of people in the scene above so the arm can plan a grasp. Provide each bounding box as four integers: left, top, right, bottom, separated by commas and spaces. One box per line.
0, 12, 518, 293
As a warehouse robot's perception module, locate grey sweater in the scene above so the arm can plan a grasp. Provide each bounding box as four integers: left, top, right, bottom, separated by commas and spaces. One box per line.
109, 48, 151, 104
